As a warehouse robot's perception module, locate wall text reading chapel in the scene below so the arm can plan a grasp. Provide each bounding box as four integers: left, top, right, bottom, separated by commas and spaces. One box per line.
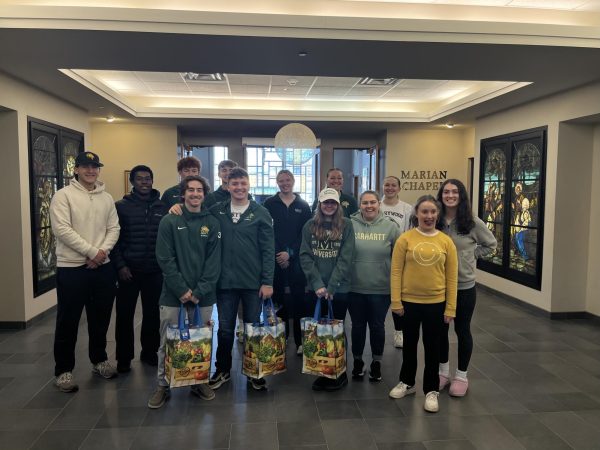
400, 170, 447, 191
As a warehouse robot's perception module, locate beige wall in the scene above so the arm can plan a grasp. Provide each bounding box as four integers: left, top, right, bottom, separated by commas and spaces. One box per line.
586, 125, 600, 316
90, 123, 178, 200
385, 128, 471, 204
0, 71, 90, 322
553, 123, 593, 312
475, 81, 600, 314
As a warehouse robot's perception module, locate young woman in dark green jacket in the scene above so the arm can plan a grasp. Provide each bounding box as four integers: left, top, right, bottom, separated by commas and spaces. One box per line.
300, 187, 355, 391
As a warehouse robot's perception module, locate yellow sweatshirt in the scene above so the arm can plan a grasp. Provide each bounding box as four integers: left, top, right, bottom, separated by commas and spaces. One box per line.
390, 228, 458, 317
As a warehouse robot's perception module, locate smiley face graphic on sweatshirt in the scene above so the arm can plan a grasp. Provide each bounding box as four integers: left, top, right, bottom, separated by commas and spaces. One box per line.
412, 241, 443, 266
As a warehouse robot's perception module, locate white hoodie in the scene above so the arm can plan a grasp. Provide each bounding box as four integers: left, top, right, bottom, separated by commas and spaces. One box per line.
50, 179, 120, 267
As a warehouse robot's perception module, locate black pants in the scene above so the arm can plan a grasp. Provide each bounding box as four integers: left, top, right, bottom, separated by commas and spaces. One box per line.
348, 293, 390, 358
54, 264, 117, 376
392, 309, 404, 331
115, 270, 162, 364
399, 301, 445, 394
273, 259, 307, 347
439, 286, 476, 372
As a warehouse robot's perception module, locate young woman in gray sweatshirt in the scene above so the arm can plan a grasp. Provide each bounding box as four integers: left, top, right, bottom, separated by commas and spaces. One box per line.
436, 179, 497, 397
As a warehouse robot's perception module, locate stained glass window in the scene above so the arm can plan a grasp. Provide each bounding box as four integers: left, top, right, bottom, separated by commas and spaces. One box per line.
478, 128, 546, 290
28, 120, 83, 297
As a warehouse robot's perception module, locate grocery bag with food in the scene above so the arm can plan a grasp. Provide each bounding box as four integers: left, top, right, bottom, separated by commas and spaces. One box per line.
242, 298, 287, 379
164, 304, 213, 388
301, 298, 346, 379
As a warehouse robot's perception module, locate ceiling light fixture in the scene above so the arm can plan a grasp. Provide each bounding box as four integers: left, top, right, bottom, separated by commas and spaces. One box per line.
106, 116, 115, 123
298, 51, 308, 57
445, 123, 455, 128
287, 78, 298, 86
180, 72, 224, 82
359, 77, 399, 86
274, 123, 317, 165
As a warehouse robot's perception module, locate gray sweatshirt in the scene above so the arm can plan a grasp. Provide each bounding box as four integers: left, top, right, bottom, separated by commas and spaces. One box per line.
441, 216, 497, 290
350, 211, 400, 294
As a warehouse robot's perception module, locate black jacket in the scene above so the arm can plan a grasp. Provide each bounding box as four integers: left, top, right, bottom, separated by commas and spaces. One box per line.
112, 189, 169, 273
263, 193, 312, 259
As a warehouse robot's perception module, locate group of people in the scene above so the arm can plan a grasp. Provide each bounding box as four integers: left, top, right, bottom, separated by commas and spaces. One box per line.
49, 150, 496, 415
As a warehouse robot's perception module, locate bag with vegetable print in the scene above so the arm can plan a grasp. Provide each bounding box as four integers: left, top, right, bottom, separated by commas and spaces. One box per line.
242, 298, 287, 379
301, 298, 346, 379
164, 304, 213, 388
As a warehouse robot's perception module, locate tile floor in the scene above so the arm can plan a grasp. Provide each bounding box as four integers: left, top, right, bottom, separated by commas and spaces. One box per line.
1, 288, 600, 449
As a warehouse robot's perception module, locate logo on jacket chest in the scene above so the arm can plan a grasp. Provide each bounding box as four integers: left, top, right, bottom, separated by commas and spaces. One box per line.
200, 225, 210, 237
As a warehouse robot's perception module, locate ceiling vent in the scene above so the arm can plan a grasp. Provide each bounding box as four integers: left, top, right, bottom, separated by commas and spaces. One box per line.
180, 72, 225, 82
358, 77, 399, 86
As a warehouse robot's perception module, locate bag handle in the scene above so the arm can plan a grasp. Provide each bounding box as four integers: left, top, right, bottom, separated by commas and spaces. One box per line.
178, 303, 203, 340
261, 297, 276, 324
312, 297, 333, 321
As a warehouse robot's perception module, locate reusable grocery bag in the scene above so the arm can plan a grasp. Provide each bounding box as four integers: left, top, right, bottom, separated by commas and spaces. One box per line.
242, 298, 287, 379
301, 299, 346, 379
164, 304, 213, 388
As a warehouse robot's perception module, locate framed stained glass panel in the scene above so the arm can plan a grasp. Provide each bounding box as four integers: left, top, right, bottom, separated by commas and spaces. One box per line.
28, 118, 83, 297
478, 127, 546, 290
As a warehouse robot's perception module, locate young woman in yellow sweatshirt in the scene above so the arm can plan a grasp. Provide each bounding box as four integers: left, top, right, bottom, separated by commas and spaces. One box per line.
388, 195, 458, 413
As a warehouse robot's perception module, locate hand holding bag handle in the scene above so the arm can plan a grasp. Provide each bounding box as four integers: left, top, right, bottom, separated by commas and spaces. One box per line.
178, 303, 204, 341
313, 297, 334, 322
261, 297, 277, 325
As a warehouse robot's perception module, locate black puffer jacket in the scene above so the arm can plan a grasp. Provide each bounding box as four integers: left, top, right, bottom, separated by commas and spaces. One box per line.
111, 189, 168, 273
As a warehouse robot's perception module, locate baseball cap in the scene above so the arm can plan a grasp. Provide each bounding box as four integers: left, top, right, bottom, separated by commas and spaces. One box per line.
318, 187, 340, 203
75, 151, 104, 167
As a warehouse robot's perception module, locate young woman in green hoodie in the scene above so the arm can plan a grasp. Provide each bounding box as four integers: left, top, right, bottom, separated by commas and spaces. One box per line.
349, 191, 400, 382
300, 187, 355, 391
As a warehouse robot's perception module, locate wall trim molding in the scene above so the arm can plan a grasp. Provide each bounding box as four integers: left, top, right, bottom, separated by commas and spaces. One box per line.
477, 283, 600, 325
0, 304, 57, 330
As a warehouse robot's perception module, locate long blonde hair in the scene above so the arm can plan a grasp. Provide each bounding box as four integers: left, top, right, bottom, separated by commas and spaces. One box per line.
311, 202, 345, 240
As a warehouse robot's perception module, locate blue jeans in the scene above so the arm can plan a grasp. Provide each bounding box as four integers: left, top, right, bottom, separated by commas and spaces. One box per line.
348, 293, 390, 359
215, 289, 262, 373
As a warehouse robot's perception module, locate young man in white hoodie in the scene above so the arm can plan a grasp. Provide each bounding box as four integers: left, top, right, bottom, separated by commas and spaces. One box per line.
49, 151, 121, 392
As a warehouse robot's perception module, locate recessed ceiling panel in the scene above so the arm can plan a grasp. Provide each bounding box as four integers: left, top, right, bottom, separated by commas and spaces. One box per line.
61, 69, 529, 122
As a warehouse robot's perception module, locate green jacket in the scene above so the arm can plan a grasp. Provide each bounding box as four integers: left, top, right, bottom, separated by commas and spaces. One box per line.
300, 217, 355, 296
350, 211, 400, 294
312, 191, 358, 218
210, 199, 275, 290
160, 184, 182, 208
155, 206, 221, 307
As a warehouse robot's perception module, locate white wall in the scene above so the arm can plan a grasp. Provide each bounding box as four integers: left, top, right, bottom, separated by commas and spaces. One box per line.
0, 71, 90, 322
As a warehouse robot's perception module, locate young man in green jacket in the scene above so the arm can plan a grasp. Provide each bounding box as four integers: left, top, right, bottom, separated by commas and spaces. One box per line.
147, 175, 221, 409
160, 156, 202, 208
208, 167, 275, 392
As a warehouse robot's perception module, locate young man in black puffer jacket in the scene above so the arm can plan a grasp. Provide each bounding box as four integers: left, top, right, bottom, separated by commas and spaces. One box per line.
112, 165, 169, 372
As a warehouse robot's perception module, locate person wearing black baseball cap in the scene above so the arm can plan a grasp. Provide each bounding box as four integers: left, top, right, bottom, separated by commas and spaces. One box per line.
49, 151, 121, 392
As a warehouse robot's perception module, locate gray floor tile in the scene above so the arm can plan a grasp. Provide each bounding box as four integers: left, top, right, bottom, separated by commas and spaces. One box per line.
356, 398, 405, 418
0, 407, 61, 431
424, 440, 478, 450
132, 424, 231, 449
376, 443, 428, 450
0, 429, 42, 450
230, 422, 278, 450
277, 420, 326, 446
537, 411, 600, 450
316, 399, 361, 420
95, 406, 149, 428
79, 427, 139, 450
30, 429, 90, 450
321, 418, 377, 450
366, 416, 466, 443
275, 398, 319, 422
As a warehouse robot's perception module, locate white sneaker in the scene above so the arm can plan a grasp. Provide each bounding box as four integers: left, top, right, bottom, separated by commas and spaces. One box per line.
424, 391, 440, 412
393, 331, 403, 348
389, 381, 415, 399
55, 371, 78, 393
296, 345, 303, 356
92, 360, 118, 379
